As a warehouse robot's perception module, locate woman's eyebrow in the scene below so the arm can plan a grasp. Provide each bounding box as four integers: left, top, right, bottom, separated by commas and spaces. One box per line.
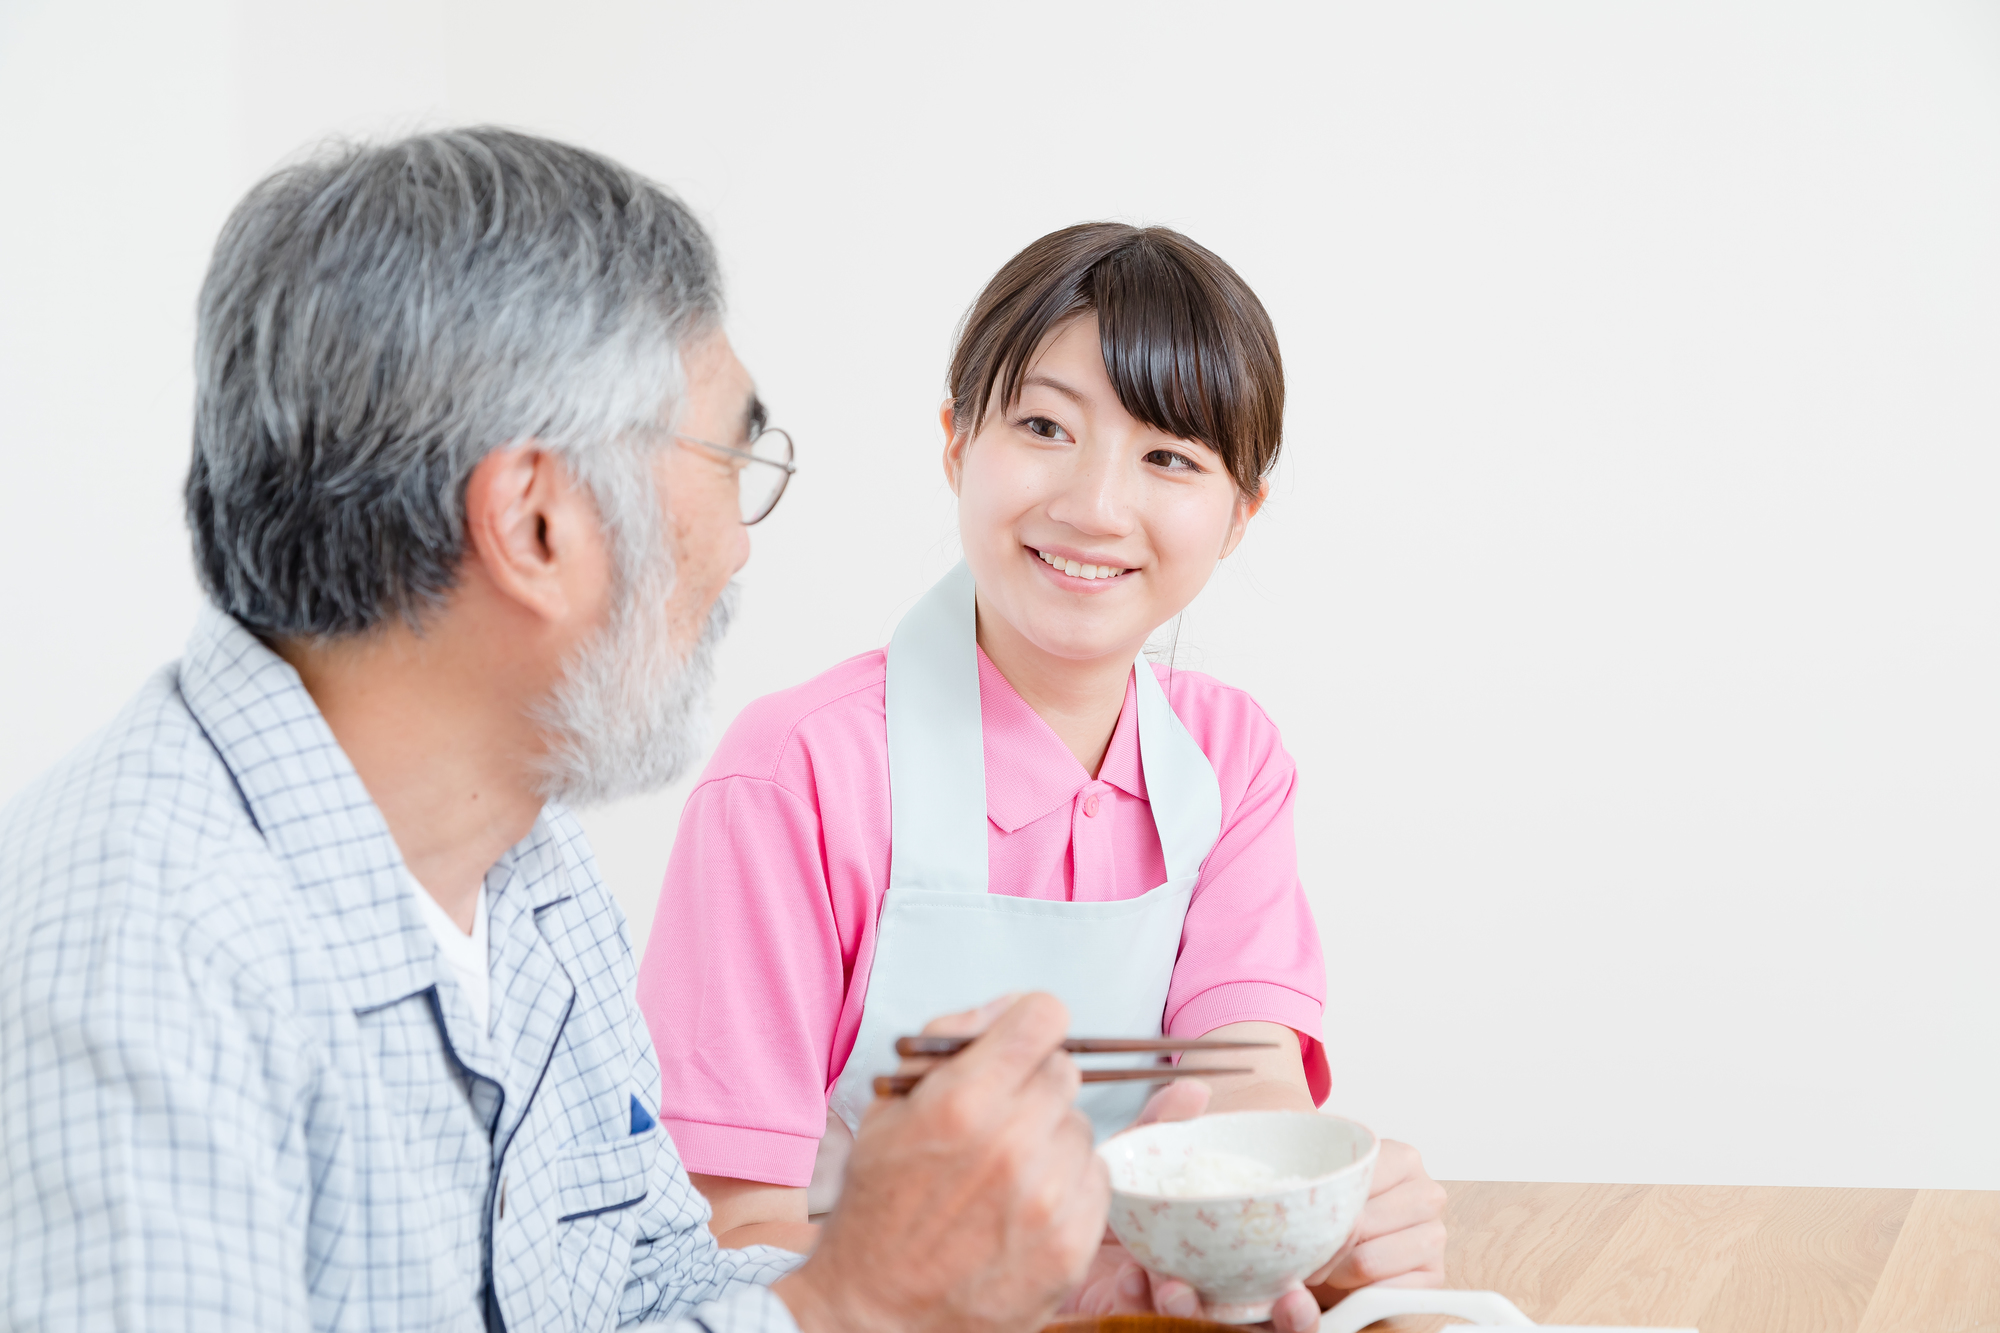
743, 393, 768, 440
1020, 373, 1086, 404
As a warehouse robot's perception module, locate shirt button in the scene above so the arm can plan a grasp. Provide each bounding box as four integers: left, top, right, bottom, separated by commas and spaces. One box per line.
1083, 794, 1100, 817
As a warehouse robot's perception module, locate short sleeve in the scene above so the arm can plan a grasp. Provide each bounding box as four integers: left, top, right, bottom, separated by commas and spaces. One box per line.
637, 775, 843, 1187
1161, 692, 1330, 1105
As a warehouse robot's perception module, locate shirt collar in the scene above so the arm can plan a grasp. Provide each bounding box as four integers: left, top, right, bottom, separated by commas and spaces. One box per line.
977, 649, 1148, 833
176, 604, 571, 1014
1094, 667, 1149, 804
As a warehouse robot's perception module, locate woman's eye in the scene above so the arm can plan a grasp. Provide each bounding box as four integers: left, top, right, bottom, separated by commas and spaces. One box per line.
1145, 448, 1200, 471
1019, 416, 1071, 442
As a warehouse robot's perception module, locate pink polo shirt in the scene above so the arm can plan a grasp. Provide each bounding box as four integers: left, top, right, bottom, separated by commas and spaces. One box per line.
637, 647, 1329, 1187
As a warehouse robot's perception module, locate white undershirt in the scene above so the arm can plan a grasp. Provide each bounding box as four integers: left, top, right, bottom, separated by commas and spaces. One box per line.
406, 870, 491, 1034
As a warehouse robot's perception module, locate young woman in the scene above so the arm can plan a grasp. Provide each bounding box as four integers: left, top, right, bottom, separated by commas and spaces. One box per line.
637, 224, 1444, 1319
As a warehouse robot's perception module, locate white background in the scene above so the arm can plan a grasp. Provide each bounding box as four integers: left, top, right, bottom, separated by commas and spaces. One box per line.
2, 1, 1995, 1190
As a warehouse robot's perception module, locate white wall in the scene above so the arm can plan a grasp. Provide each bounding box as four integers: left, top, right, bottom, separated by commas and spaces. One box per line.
3, 0, 1995, 1190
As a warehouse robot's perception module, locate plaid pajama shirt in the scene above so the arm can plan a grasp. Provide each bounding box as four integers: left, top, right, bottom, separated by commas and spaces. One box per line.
0, 606, 804, 1332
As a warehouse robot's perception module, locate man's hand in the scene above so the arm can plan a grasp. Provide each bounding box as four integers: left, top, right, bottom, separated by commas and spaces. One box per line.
774, 993, 1108, 1333
1067, 1091, 1447, 1333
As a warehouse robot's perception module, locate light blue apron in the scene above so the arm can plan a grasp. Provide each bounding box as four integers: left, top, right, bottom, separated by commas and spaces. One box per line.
817, 561, 1222, 1200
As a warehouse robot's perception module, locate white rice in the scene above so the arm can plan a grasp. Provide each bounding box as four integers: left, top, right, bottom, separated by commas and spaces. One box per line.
1153, 1148, 1309, 1197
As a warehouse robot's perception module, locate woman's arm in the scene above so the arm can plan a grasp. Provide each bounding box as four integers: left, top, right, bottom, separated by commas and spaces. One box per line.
1192, 1019, 1317, 1115
689, 1174, 820, 1254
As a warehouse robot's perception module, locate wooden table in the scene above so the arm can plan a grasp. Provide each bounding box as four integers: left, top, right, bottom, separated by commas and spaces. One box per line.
1375, 1182, 2000, 1332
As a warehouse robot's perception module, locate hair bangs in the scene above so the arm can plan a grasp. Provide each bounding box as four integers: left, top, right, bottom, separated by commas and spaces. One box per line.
1092, 240, 1235, 467
950, 223, 1283, 500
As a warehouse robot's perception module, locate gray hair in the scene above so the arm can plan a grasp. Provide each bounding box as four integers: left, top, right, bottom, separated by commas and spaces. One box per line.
185, 126, 722, 637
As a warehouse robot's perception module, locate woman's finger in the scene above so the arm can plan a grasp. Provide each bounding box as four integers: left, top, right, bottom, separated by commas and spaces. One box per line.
1062, 1250, 1112, 1316
1122, 1077, 1211, 1131
1348, 1174, 1451, 1245
1149, 1273, 1203, 1320
1367, 1138, 1427, 1194
1303, 1236, 1353, 1289
1316, 1219, 1448, 1291
1303, 1172, 1448, 1287
1270, 1284, 1322, 1333
1113, 1262, 1151, 1312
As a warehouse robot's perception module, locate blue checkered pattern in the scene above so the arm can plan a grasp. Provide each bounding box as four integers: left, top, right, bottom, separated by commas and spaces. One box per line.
0, 606, 804, 1332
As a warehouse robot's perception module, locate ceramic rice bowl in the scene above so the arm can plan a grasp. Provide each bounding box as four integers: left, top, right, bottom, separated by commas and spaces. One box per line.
1097, 1112, 1378, 1325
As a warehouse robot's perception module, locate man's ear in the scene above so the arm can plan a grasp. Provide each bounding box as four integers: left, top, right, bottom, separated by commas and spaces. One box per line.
940, 398, 967, 497
462, 443, 585, 623
1218, 478, 1271, 560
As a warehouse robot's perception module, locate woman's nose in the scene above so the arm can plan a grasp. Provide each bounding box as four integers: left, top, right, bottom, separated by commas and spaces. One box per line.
1046, 448, 1134, 536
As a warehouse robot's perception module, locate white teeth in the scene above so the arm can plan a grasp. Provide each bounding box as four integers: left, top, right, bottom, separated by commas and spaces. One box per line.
1037, 549, 1125, 579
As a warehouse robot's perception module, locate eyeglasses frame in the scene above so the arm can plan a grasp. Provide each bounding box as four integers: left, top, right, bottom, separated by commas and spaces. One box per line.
674, 426, 796, 525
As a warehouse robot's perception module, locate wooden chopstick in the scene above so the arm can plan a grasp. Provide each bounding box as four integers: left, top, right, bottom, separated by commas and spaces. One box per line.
873, 1066, 1252, 1097
894, 1035, 1280, 1057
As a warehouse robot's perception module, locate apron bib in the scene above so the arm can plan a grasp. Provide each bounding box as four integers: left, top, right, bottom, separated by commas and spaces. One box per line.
818, 562, 1222, 1202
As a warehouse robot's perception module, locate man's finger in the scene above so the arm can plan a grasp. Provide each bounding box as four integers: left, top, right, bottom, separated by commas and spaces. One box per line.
1005, 1045, 1086, 1142
921, 991, 1071, 1101
976, 990, 1071, 1067
917, 992, 1023, 1039
898, 993, 1024, 1074
1053, 1143, 1114, 1284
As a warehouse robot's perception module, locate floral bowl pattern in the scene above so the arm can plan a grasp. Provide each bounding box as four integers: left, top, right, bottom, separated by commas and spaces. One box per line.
1098, 1112, 1379, 1325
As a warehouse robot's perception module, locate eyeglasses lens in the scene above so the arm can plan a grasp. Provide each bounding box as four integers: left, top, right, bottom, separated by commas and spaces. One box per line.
738, 428, 793, 524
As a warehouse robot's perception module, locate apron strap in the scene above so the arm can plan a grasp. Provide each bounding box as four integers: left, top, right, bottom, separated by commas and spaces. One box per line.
886, 561, 1225, 892
1133, 655, 1224, 884
886, 561, 989, 895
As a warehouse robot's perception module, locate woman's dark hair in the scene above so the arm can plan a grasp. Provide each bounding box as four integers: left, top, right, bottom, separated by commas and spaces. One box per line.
947, 223, 1283, 500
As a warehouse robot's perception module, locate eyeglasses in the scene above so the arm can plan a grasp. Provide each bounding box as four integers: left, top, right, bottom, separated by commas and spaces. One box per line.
675, 426, 796, 525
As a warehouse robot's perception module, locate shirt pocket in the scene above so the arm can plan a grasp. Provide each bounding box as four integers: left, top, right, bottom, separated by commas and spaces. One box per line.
555, 1125, 657, 1223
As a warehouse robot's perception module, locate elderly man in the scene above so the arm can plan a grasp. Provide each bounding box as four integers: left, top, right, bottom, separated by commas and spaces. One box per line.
0, 129, 1107, 1332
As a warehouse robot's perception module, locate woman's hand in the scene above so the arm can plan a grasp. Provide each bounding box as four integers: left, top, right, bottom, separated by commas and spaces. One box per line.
1169, 1139, 1448, 1329
1066, 1077, 1448, 1333
1302, 1138, 1449, 1298
1073, 1254, 1326, 1332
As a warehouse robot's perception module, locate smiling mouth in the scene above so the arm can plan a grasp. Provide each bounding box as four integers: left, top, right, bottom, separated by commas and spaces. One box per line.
1036, 548, 1130, 581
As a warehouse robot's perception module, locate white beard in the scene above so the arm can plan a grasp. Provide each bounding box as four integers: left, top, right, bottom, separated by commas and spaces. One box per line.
532, 432, 738, 809
534, 575, 736, 808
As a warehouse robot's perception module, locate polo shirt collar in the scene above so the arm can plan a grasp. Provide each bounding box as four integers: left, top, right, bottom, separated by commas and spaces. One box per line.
976, 648, 1149, 833
1094, 668, 1150, 804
